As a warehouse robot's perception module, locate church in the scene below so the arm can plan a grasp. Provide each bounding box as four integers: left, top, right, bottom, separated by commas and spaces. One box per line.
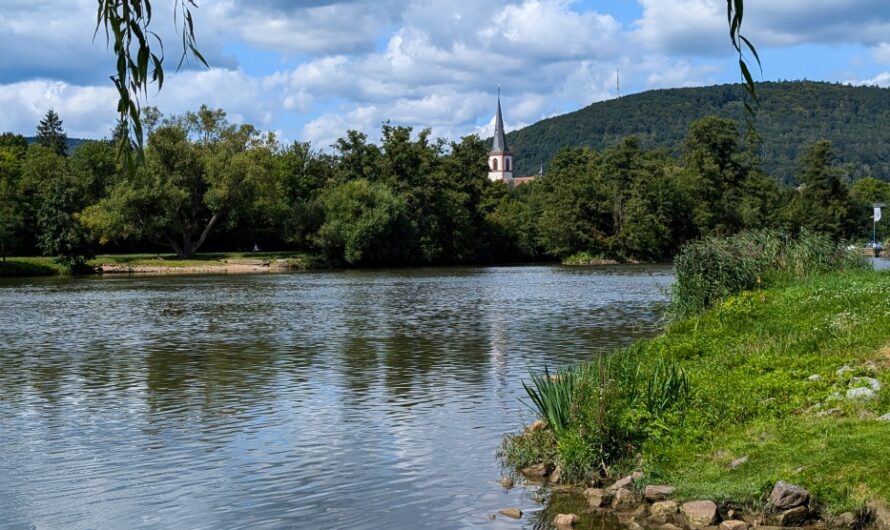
487, 96, 537, 186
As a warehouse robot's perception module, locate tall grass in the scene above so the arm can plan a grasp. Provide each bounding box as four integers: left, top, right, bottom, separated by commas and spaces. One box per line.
522, 366, 579, 434
671, 230, 868, 316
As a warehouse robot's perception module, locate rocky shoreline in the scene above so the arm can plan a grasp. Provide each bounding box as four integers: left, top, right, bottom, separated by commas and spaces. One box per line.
494, 465, 890, 530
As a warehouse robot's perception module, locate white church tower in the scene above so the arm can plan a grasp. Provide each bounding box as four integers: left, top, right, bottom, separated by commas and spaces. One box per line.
488, 96, 513, 182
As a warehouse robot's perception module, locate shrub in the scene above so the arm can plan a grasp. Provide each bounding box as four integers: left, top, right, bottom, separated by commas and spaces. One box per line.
671, 230, 868, 316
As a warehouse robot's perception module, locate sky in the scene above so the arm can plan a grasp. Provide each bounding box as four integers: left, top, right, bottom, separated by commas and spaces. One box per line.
3, 0, 890, 148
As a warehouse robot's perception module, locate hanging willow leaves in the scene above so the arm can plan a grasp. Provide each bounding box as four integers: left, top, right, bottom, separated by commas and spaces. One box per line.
95, 0, 208, 171
727, 0, 762, 141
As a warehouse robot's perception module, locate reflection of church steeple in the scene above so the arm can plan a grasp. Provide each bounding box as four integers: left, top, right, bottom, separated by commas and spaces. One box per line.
488, 91, 513, 182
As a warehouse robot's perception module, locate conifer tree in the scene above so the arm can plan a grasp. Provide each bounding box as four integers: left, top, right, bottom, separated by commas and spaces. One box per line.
36, 109, 68, 157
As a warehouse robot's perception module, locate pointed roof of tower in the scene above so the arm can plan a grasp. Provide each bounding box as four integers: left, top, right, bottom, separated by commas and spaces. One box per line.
492, 96, 509, 153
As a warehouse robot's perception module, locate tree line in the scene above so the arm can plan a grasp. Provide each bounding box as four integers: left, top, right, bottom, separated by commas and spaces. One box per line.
0, 107, 886, 267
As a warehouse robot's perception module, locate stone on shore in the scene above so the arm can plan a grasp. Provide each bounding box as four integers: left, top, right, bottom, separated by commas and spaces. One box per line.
521, 463, 550, 477
852, 377, 882, 391
527, 419, 548, 432
828, 512, 857, 529
808, 374, 822, 382
870, 502, 890, 530
682, 500, 719, 527
553, 513, 579, 527
498, 508, 522, 519
612, 487, 639, 511
645, 485, 675, 502
846, 387, 875, 400
550, 465, 562, 484
720, 520, 748, 530
729, 456, 749, 469
585, 487, 612, 508
879, 412, 890, 422
608, 471, 643, 492
498, 476, 514, 489
769, 481, 810, 510
650, 500, 679, 522
767, 506, 808, 527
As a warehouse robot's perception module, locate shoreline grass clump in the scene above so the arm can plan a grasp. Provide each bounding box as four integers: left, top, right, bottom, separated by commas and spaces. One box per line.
503, 233, 890, 515
671, 230, 868, 316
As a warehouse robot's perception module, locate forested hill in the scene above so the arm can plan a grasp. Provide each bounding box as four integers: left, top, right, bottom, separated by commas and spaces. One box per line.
508, 81, 890, 184
25, 136, 89, 152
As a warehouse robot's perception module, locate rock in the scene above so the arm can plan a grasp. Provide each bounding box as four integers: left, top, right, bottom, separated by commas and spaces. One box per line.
808, 374, 822, 382
498, 476, 514, 489
816, 408, 842, 417
528, 419, 548, 432
870, 502, 890, 530
627, 522, 644, 530
852, 377, 882, 391
585, 488, 613, 508
521, 463, 550, 477
651, 500, 680, 518
836, 365, 854, 376
550, 465, 562, 484
609, 473, 637, 492
612, 487, 639, 511
846, 387, 876, 400
828, 512, 857, 529
553, 513, 579, 528
879, 413, 890, 422
658, 524, 685, 530
767, 507, 808, 527
720, 521, 748, 530
729, 456, 749, 469
486, 513, 496, 521
645, 485, 675, 502
498, 508, 522, 519
682, 500, 719, 528
769, 481, 810, 510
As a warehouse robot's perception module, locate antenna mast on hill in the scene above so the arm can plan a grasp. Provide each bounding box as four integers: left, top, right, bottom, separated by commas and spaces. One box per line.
617, 69, 621, 99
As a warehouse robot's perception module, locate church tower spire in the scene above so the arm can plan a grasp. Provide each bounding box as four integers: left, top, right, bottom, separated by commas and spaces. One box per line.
488, 91, 513, 182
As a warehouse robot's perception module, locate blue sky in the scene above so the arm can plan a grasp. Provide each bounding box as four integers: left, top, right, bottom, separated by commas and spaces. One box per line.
2, 0, 890, 147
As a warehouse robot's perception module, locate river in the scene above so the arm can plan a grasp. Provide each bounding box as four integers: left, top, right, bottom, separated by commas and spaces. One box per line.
0, 265, 672, 530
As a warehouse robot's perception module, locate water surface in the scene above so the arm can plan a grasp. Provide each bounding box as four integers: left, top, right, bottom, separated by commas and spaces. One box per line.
0, 265, 672, 529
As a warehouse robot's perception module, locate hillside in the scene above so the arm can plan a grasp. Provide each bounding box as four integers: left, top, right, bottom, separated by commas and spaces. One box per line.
508, 81, 890, 184
24, 136, 89, 152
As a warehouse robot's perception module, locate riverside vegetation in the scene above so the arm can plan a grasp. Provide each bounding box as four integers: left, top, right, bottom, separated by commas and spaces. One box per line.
3, 92, 890, 275
502, 231, 890, 527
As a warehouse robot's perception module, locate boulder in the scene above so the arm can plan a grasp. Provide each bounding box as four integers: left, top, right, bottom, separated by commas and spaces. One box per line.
550, 465, 562, 484
498, 476, 514, 489
627, 522, 644, 530
527, 419, 548, 432
658, 524, 685, 530
608, 473, 639, 492
645, 485, 675, 502
846, 387, 876, 400
767, 506, 808, 527
682, 500, 720, 528
729, 456, 749, 470
880, 413, 890, 422
827, 512, 857, 529
651, 501, 680, 518
870, 502, 890, 530
808, 374, 822, 382
521, 463, 550, 477
553, 513, 579, 528
720, 521, 748, 530
852, 377, 882, 391
498, 508, 522, 519
836, 365, 854, 376
769, 481, 810, 510
585, 487, 612, 508
612, 487, 639, 511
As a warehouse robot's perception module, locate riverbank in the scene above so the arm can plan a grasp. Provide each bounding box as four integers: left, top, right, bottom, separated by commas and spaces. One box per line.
0, 252, 316, 277
503, 269, 890, 526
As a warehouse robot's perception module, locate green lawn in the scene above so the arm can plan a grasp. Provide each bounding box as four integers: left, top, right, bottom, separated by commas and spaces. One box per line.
506, 270, 890, 514
0, 257, 68, 277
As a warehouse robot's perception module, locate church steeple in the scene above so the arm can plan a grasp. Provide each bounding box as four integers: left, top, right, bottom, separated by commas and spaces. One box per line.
492, 95, 509, 153
488, 91, 513, 182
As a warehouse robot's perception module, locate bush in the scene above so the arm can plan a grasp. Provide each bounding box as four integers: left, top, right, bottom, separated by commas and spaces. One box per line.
671, 230, 868, 316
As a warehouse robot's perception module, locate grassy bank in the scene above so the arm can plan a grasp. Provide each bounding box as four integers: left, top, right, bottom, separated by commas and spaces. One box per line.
504, 235, 889, 514
0, 252, 316, 277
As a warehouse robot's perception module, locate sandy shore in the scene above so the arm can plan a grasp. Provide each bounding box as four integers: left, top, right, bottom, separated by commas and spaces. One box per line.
96, 259, 298, 275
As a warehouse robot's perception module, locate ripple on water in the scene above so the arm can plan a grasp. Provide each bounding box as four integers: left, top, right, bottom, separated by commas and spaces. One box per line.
0, 265, 672, 529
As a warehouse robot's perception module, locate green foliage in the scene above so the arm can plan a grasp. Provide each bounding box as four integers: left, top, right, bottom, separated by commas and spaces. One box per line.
522, 366, 579, 435
35, 109, 68, 157
671, 230, 868, 315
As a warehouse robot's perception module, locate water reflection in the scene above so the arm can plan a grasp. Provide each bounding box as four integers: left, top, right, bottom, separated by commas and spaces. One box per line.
0, 265, 672, 529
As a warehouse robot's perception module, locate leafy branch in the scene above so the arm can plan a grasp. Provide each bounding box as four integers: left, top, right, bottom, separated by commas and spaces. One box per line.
727, 0, 762, 140
95, 0, 207, 170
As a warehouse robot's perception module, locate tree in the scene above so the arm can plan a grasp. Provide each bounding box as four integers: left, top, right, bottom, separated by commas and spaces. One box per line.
36, 109, 68, 157
786, 140, 854, 238
81, 106, 276, 257
0, 172, 23, 261
314, 179, 409, 265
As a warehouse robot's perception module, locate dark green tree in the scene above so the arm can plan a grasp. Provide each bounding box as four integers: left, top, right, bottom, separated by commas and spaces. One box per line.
786, 140, 854, 238
36, 109, 69, 157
